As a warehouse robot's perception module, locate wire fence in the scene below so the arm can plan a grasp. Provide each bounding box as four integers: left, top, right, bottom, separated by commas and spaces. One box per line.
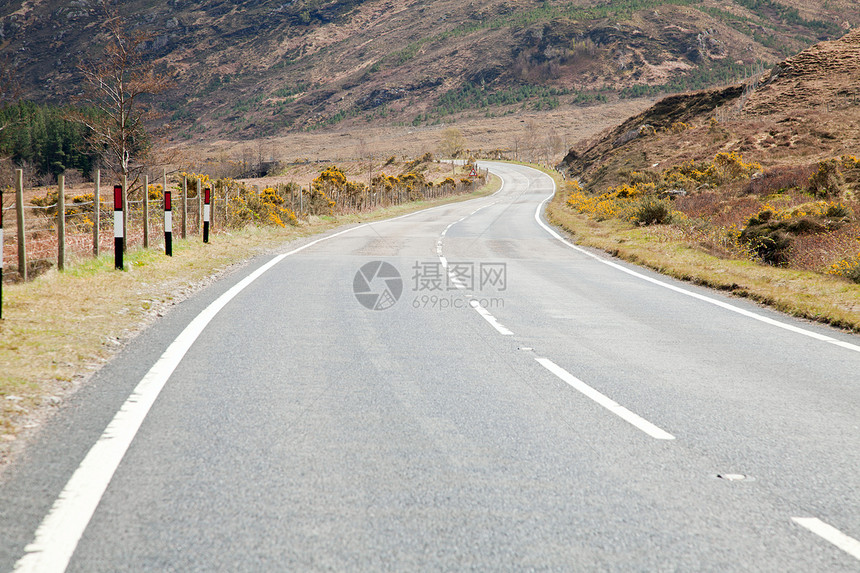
1, 167, 488, 283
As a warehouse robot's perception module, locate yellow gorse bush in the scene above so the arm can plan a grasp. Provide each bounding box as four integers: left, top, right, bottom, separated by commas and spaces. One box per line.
230, 186, 298, 228
147, 184, 163, 200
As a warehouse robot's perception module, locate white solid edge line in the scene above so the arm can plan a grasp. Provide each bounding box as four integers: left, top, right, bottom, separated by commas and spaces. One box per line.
792, 517, 860, 561
525, 168, 860, 354
13, 224, 368, 573
16, 182, 506, 573
536, 357, 675, 440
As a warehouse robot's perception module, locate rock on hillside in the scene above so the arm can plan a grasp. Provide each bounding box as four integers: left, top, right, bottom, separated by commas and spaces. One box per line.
562, 85, 745, 177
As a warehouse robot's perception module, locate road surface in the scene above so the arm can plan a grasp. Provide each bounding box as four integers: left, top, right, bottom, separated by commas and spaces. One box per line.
1, 162, 858, 571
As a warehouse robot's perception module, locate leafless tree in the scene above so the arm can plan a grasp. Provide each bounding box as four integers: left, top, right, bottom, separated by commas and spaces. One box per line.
70, 0, 169, 189
439, 128, 466, 159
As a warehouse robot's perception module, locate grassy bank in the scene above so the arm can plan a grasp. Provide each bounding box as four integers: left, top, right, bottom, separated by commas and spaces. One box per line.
539, 169, 860, 331
0, 176, 501, 466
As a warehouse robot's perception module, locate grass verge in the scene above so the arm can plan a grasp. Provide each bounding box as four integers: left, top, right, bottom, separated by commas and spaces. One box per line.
538, 169, 860, 331
0, 175, 501, 469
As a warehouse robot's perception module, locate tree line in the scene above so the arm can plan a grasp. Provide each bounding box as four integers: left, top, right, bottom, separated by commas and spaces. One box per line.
0, 101, 101, 180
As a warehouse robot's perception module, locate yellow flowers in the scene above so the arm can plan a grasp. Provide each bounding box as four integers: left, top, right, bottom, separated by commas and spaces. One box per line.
314, 166, 347, 189
668, 121, 692, 134
146, 184, 163, 200
229, 186, 298, 228
713, 151, 761, 178
827, 254, 860, 283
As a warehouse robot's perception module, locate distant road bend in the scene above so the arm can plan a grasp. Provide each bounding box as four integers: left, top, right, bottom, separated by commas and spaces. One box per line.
2, 163, 859, 571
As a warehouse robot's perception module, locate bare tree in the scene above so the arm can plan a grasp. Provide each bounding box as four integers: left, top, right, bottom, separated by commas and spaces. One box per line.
71, 1, 169, 188
439, 128, 466, 159
439, 128, 466, 174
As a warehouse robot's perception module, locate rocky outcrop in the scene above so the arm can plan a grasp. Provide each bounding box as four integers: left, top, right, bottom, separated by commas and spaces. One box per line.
744, 29, 860, 115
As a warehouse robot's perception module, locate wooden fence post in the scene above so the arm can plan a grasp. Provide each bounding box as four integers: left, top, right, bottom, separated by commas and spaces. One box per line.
122, 174, 128, 252
93, 170, 100, 257
15, 169, 26, 281
57, 175, 65, 271
143, 174, 150, 248
212, 182, 217, 233
181, 175, 187, 239
195, 177, 202, 232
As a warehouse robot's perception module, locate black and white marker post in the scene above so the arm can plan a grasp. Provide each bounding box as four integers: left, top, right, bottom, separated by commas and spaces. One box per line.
203, 187, 211, 244
164, 190, 173, 256
114, 185, 123, 270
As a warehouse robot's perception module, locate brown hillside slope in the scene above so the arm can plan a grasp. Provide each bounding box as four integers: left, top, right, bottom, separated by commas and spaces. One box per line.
744, 28, 860, 115
2, 0, 859, 136
560, 28, 860, 187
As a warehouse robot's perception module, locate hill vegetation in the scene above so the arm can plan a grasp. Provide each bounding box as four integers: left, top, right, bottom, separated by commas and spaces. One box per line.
554, 29, 860, 308
1, 0, 858, 139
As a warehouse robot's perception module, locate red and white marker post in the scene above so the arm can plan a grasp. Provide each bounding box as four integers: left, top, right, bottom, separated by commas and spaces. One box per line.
164, 190, 173, 256
203, 187, 211, 244
114, 185, 123, 270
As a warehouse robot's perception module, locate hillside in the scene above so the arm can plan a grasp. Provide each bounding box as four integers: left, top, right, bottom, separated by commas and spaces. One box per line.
554, 28, 860, 303
1, 0, 858, 139
560, 28, 860, 187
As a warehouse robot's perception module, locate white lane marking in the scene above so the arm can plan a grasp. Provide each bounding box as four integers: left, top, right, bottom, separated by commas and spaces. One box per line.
17, 187, 511, 573
535, 357, 676, 440
13, 224, 369, 573
529, 173, 860, 354
19, 189, 508, 573
792, 517, 860, 561
435, 196, 512, 336
470, 300, 514, 335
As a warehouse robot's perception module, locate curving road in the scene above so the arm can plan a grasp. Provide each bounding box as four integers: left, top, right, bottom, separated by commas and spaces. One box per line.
1, 162, 859, 571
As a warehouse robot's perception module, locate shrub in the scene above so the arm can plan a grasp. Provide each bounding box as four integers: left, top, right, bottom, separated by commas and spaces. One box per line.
807, 159, 844, 197
663, 159, 720, 189
743, 165, 813, 195
631, 198, 673, 225
713, 151, 761, 181
668, 121, 692, 134
229, 186, 298, 227
829, 255, 860, 284
737, 206, 842, 265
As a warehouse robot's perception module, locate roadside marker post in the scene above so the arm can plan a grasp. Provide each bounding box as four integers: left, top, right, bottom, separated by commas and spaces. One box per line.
114, 185, 123, 270
164, 190, 173, 257
203, 187, 211, 243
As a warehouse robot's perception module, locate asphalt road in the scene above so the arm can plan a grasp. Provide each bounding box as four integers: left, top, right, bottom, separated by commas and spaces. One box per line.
1, 162, 858, 571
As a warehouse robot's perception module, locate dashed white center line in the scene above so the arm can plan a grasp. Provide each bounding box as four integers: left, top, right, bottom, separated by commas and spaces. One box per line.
535, 357, 675, 440
792, 517, 860, 561
436, 201, 513, 335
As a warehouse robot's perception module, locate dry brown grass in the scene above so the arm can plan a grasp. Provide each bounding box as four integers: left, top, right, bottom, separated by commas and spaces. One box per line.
0, 175, 501, 472
545, 191, 860, 332
168, 99, 652, 179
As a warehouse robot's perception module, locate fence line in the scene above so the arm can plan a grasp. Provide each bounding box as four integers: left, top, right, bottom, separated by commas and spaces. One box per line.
1, 167, 488, 283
